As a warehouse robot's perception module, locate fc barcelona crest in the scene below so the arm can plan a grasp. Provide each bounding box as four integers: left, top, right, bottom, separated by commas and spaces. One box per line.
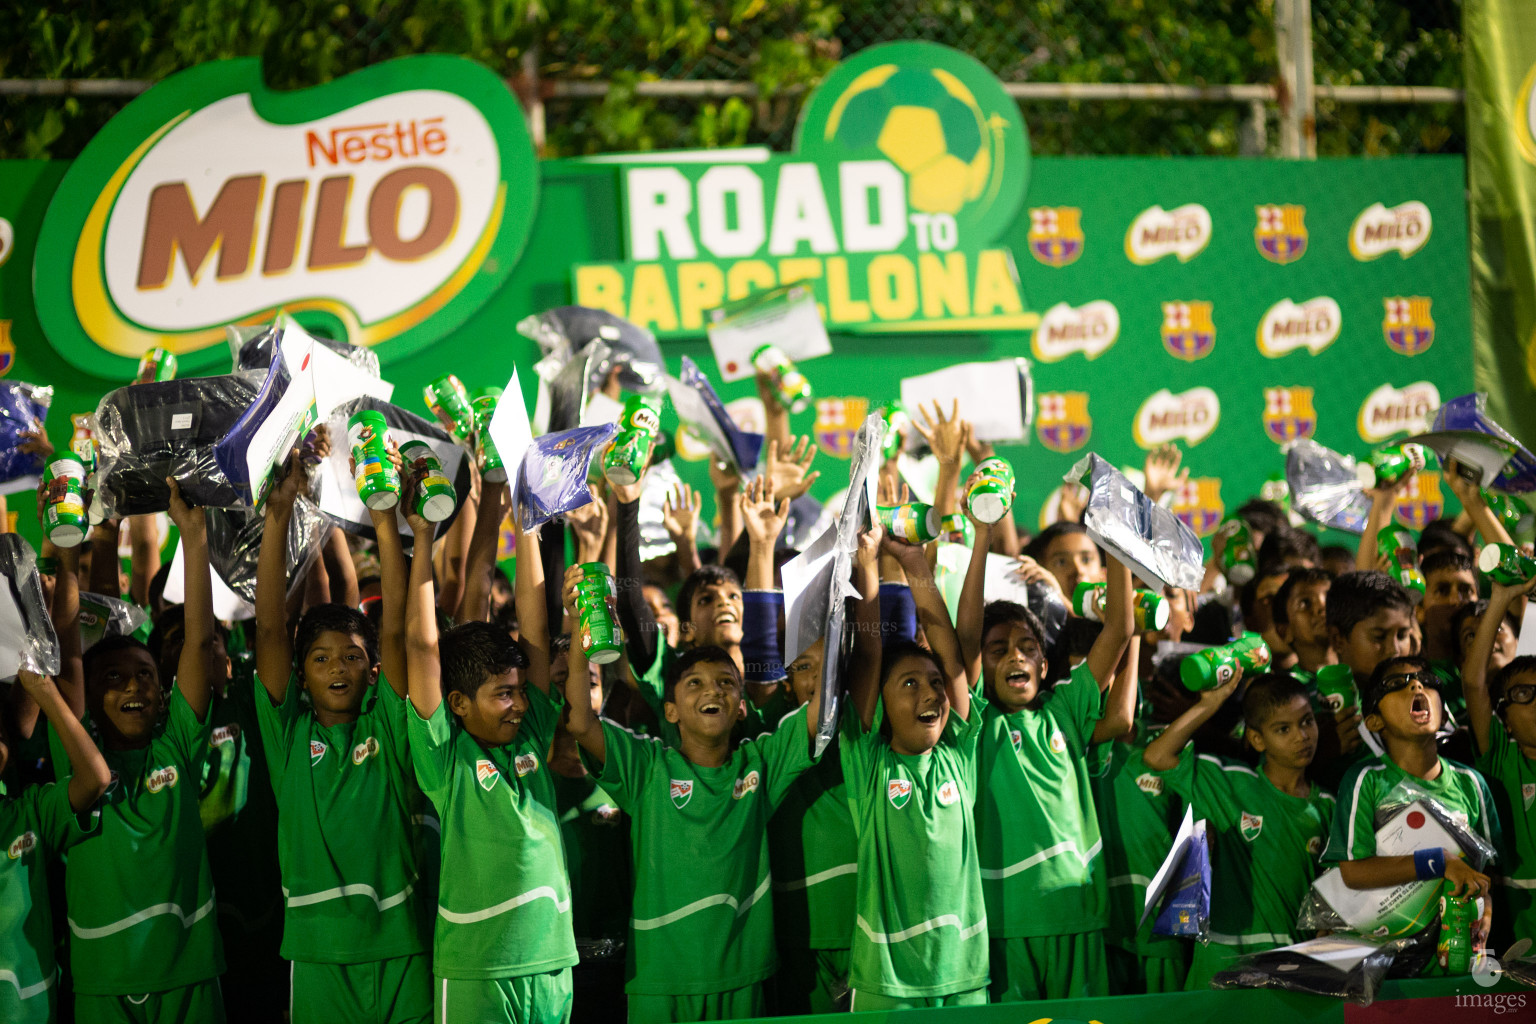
1383, 297, 1435, 356
1394, 472, 1444, 530
1171, 478, 1226, 538
1036, 392, 1091, 454
1028, 206, 1085, 267
1262, 386, 1317, 444
814, 397, 869, 460
1161, 301, 1216, 361
1255, 204, 1308, 264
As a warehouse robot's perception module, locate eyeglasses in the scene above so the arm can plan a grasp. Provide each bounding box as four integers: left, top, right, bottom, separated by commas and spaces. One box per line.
1497, 683, 1536, 712
1376, 671, 1439, 696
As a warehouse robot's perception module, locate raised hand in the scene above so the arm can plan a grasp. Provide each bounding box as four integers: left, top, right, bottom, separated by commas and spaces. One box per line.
662, 482, 702, 542
766, 435, 820, 501
267, 449, 310, 519
707, 456, 741, 496
1143, 443, 1188, 503
165, 476, 204, 536
914, 399, 967, 465
566, 485, 609, 562
1057, 482, 1088, 523
741, 474, 790, 550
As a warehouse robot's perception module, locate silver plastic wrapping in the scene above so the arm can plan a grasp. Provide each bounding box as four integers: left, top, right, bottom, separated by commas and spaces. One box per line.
636, 459, 718, 563
1212, 929, 1435, 1005
93, 375, 262, 517
0, 381, 54, 496
228, 320, 381, 379
1286, 439, 1371, 534
78, 591, 150, 650
0, 535, 60, 679
1068, 453, 1204, 592
544, 340, 616, 434
520, 306, 666, 400
206, 493, 328, 604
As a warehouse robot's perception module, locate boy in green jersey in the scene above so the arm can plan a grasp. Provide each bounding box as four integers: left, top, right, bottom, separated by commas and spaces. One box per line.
404, 480, 579, 1024
1141, 672, 1334, 990
956, 513, 1135, 1002
1, 666, 111, 1024
255, 449, 431, 1024
837, 525, 989, 1011
1325, 655, 1499, 954
1464, 570, 1536, 953
562, 477, 822, 1022
55, 480, 226, 1023
1271, 568, 1334, 678
1316, 572, 1417, 787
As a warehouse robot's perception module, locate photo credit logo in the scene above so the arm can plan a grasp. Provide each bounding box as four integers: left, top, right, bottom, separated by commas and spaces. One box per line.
1349, 201, 1432, 261
1133, 387, 1220, 449
1031, 300, 1119, 362
1356, 381, 1439, 443
1124, 204, 1211, 264
1256, 297, 1340, 358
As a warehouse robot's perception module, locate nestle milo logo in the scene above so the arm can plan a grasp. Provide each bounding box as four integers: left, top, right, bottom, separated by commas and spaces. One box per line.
33, 55, 538, 376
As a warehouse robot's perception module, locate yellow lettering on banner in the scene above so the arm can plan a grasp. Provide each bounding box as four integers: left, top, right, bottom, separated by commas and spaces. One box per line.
973, 249, 1024, 316
778, 258, 823, 285
677, 262, 726, 330
918, 252, 970, 319
629, 264, 679, 332
726, 260, 776, 300
868, 254, 918, 321
574, 266, 627, 316
826, 257, 870, 324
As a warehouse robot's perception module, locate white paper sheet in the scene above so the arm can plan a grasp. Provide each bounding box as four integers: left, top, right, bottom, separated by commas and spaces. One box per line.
1142, 806, 1198, 927
162, 540, 256, 621
901, 359, 1027, 442
782, 524, 840, 663
707, 283, 832, 382
487, 369, 536, 517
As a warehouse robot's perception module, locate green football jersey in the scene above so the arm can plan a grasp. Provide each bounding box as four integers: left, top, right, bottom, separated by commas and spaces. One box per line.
840, 697, 989, 999
1138, 745, 1333, 954
409, 690, 578, 979
1089, 740, 1187, 959
977, 662, 1106, 938
1477, 718, 1536, 946
554, 773, 632, 941
52, 688, 225, 994
632, 637, 784, 748
1325, 753, 1500, 863
592, 704, 816, 996
769, 741, 856, 950
254, 674, 429, 963
0, 782, 93, 1022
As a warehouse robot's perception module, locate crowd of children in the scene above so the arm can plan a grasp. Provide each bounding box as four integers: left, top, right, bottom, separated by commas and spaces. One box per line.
0, 360, 1533, 1024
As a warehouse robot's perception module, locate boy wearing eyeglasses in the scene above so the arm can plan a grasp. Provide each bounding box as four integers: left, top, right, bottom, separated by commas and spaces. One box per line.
1323, 655, 1500, 951
1462, 575, 1536, 954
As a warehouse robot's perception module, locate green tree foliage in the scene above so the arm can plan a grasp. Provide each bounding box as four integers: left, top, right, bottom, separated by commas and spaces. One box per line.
0, 0, 1463, 160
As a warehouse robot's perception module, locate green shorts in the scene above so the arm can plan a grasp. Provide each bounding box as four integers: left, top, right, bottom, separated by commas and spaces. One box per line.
627, 982, 764, 1023
75, 979, 225, 1024
1105, 944, 1189, 996
989, 931, 1109, 1002
849, 985, 986, 1011
291, 955, 432, 1024
772, 947, 850, 1015
435, 969, 573, 1024
1, 974, 57, 1024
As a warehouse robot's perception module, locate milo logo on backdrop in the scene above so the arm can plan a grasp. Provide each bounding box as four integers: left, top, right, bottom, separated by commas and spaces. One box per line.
573, 41, 1035, 338
33, 56, 539, 376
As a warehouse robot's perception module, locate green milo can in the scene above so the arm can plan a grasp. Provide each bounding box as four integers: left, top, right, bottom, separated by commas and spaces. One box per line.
424, 374, 475, 440
880, 401, 909, 459
752, 345, 813, 414
576, 563, 623, 665
1315, 663, 1358, 714
603, 430, 651, 486
967, 457, 1015, 524
135, 347, 177, 383
1479, 542, 1536, 586
347, 410, 400, 511
1072, 582, 1170, 631
1437, 885, 1476, 974
42, 452, 88, 547
937, 511, 973, 546
471, 394, 506, 483
1181, 633, 1270, 691
398, 440, 457, 523
1217, 517, 1257, 586
1367, 442, 1427, 488
877, 502, 939, 544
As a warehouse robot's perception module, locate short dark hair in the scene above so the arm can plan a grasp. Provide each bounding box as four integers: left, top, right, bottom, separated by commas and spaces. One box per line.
1326, 571, 1413, 639
439, 620, 530, 701
1363, 654, 1436, 715
664, 644, 741, 702
1025, 521, 1088, 561
1236, 498, 1287, 539
294, 604, 380, 671
1258, 527, 1321, 570
676, 565, 741, 629
1421, 549, 1475, 581
1271, 567, 1333, 629
879, 638, 942, 689
1242, 673, 1313, 730
1418, 520, 1474, 561
84, 635, 157, 687
980, 600, 1045, 651
1491, 655, 1536, 706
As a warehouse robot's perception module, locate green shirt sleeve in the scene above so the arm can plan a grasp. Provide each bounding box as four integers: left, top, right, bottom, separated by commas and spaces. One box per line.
407, 700, 455, 806
252, 670, 301, 793
754, 703, 816, 810
1143, 743, 1250, 831
1051, 660, 1105, 746
162, 685, 213, 777
1323, 762, 1380, 862
362, 677, 412, 781
26, 779, 97, 852
592, 720, 659, 813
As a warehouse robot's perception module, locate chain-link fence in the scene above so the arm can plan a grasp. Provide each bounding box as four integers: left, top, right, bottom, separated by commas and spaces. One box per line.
0, 0, 1466, 161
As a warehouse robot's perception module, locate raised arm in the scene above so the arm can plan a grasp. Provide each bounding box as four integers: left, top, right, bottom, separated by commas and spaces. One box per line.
126, 514, 160, 607
754, 368, 793, 455
254, 452, 306, 704
168, 478, 213, 721
711, 458, 744, 561
1464, 577, 1536, 756
912, 401, 966, 519
50, 537, 84, 719
613, 475, 662, 674
404, 504, 443, 721
435, 469, 477, 615
561, 564, 606, 763
1142, 670, 1240, 770
20, 669, 110, 811
662, 483, 703, 579
956, 516, 992, 685
1085, 554, 1134, 687
88, 519, 122, 598
370, 510, 410, 701
514, 518, 552, 697
883, 535, 970, 722
849, 526, 884, 730
1091, 634, 1140, 744
1444, 462, 1514, 548
457, 478, 509, 624
1356, 475, 1412, 571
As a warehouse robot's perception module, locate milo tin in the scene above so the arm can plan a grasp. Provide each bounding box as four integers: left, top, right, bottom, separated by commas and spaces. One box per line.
42, 452, 88, 547
1479, 542, 1536, 586
135, 347, 177, 383
1378, 525, 1425, 603
752, 345, 812, 414
937, 511, 973, 546
1314, 663, 1358, 714
1217, 517, 1258, 586
471, 394, 505, 483
1072, 582, 1170, 631
1437, 885, 1476, 974
603, 431, 651, 486
1181, 633, 1270, 692
966, 457, 1015, 524
877, 502, 940, 544
879, 401, 909, 460
576, 562, 623, 665
1365, 442, 1428, 489
398, 440, 456, 522
346, 409, 400, 511
424, 374, 475, 440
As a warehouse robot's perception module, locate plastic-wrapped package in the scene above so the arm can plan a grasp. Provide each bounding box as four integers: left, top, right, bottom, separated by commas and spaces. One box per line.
543, 340, 617, 434
0, 535, 60, 678
519, 306, 666, 398
206, 494, 328, 604
1068, 453, 1205, 592
93, 374, 262, 517
1285, 439, 1372, 534
228, 319, 381, 379
78, 592, 150, 650
516, 423, 620, 532
1212, 929, 1435, 1005
666, 356, 764, 475
1404, 392, 1536, 493
1152, 818, 1211, 941
0, 381, 54, 495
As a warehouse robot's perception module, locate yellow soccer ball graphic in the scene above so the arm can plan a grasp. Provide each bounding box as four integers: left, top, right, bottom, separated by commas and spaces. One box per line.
825, 64, 995, 215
